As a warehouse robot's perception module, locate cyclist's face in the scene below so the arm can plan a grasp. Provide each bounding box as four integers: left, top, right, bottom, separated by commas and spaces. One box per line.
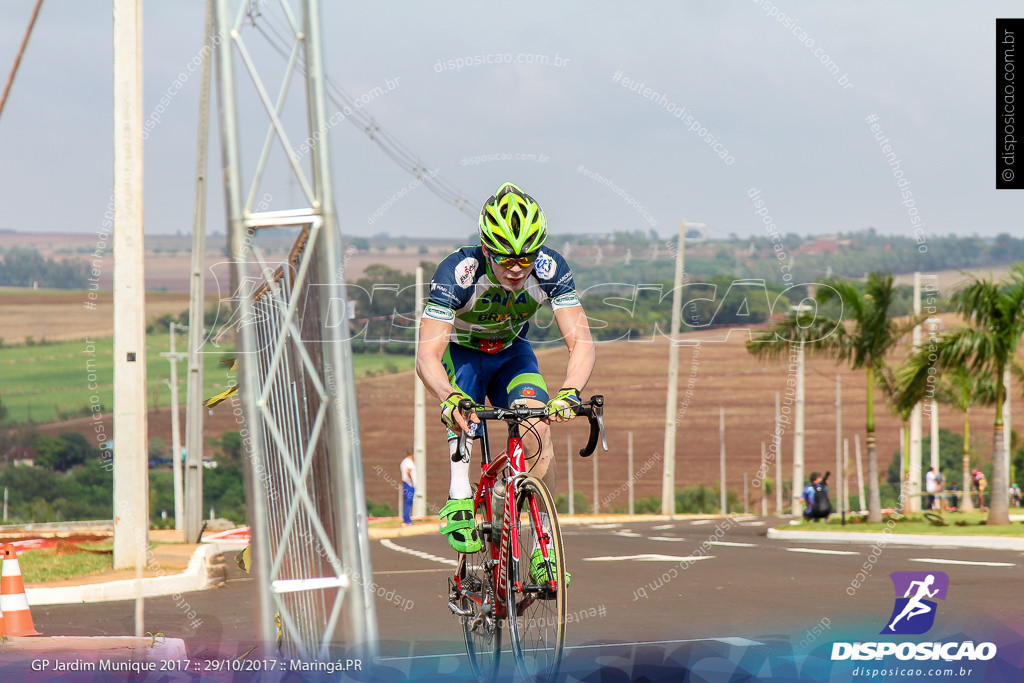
484, 247, 533, 291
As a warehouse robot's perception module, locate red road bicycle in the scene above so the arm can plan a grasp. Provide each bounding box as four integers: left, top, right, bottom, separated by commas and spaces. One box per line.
447, 396, 606, 682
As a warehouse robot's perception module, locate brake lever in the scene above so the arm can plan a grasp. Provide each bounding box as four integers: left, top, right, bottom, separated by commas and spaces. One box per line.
453, 399, 475, 463
578, 395, 607, 457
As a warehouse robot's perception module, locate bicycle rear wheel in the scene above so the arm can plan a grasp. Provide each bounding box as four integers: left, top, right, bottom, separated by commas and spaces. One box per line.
461, 497, 501, 681
505, 475, 566, 682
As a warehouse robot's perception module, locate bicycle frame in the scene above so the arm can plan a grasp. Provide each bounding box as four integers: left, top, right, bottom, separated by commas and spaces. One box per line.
473, 432, 554, 619
450, 395, 605, 681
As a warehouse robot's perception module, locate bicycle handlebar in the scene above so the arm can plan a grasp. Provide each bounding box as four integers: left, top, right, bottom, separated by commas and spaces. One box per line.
452, 395, 607, 462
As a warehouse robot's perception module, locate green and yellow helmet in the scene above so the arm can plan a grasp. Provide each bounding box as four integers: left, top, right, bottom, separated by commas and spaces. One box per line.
478, 182, 547, 256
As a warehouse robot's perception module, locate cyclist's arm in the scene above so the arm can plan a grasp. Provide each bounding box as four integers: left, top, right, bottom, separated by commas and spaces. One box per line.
553, 303, 595, 392
415, 316, 476, 432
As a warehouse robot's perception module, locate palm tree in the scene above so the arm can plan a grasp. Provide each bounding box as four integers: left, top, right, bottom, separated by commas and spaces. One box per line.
747, 273, 920, 523
894, 357, 998, 513
922, 265, 1024, 524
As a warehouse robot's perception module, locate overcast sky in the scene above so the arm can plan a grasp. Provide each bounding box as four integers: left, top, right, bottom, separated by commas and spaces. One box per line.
0, 1, 1020, 244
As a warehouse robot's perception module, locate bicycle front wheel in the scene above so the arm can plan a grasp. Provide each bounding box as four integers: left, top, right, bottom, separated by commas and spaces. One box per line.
462, 496, 501, 681
505, 475, 566, 682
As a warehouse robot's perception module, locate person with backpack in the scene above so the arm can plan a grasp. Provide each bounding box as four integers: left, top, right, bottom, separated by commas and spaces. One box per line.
802, 471, 832, 521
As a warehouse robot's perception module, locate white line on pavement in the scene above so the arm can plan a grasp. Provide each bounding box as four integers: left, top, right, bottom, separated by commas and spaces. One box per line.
380, 539, 458, 566
786, 547, 859, 556
612, 530, 643, 537
707, 541, 757, 548
377, 636, 764, 662
648, 536, 686, 542
651, 524, 675, 530
584, 554, 715, 562
910, 558, 1015, 567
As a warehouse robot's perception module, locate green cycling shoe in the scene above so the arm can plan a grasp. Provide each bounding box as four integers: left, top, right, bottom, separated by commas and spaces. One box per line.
529, 548, 570, 587
439, 498, 482, 554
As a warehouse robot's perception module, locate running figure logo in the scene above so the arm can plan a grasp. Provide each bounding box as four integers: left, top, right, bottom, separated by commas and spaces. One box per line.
881, 571, 949, 635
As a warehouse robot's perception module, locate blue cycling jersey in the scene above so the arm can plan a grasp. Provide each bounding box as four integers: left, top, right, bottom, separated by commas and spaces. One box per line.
422, 244, 580, 354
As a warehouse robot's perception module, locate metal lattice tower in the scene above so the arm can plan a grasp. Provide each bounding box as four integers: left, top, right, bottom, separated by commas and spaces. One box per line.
212, 0, 377, 660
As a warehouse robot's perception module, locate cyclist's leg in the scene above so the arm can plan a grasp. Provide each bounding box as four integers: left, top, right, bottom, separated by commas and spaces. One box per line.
441, 345, 487, 553
487, 340, 552, 485
443, 345, 486, 498
490, 343, 567, 583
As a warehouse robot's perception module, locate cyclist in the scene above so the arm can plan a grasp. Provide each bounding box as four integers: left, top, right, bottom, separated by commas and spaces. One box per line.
416, 182, 595, 583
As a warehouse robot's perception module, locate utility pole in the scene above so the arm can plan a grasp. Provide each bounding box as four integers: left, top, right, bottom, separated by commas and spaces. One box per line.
111, 0, 148, 646
661, 220, 685, 515
793, 343, 805, 514
184, 0, 214, 545
161, 323, 185, 530
775, 391, 782, 514
855, 435, 866, 512
412, 266, 426, 518
627, 432, 634, 515
908, 271, 923, 512
719, 407, 726, 515
790, 305, 810, 514
836, 373, 842, 519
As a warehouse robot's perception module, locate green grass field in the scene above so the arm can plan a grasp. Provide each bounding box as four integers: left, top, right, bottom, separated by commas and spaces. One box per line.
0, 335, 413, 425
780, 511, 1024, 536
20, 542, 113, 583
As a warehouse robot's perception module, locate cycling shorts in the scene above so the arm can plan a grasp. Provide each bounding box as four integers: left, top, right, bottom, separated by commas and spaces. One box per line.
442, 340, 549, 412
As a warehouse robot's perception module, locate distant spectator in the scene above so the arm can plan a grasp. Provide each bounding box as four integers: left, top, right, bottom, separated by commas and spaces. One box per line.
935, 468, 946, 511
925, 467, 937, 510
803, 471, 832, 522
400, 449, 416, 525
971, 468, 987, 509
948, 484, 960, 511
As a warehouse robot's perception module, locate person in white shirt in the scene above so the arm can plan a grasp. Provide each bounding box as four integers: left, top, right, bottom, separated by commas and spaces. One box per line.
925, 467, 937, 510
400, 449, 416, 525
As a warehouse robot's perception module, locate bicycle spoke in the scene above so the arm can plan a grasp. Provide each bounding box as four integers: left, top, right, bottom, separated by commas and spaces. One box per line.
505, 476, 565, 682
460, 498, 501, 681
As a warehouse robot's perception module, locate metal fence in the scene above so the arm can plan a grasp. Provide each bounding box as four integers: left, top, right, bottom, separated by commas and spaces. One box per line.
213, 0, 377, 660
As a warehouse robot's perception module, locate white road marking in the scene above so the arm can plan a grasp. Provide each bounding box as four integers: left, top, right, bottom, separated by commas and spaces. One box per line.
707, 541, 756, 548
648, 536, 686, 542
612, 530, 643, 537
911, 558, 1015, 568
786, 547, 859, 556
587, 523, 624, 529
651, 524, 675, 530
690, 519, 715, 525
584, 554, 715, 562
380, 539, 458, 567
740, 521, 766, 527
377, 637, 764, 662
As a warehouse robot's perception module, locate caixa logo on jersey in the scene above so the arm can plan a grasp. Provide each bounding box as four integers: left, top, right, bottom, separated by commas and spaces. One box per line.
831, 571, 997, 662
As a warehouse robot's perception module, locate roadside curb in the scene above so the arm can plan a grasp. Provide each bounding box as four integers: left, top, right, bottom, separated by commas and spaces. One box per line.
26, 543, 230, 606
767, 528, 1024, 551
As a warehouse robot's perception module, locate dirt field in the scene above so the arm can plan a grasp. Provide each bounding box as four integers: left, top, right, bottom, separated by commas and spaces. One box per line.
0, 289, 198, 344
39, 319, 1007, 516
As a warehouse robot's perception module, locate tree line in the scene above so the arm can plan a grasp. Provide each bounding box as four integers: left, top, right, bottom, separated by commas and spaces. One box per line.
0, 248, 89, 289
747, 264, 1024, 526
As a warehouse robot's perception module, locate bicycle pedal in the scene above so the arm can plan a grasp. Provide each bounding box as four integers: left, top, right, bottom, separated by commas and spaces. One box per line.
448, 601, 474, 618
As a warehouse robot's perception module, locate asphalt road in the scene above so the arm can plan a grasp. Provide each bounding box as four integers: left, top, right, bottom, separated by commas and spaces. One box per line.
29, 517, 1024, 680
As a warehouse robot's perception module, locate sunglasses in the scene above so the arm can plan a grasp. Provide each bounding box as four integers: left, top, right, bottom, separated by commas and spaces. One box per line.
489, 251, 538, 268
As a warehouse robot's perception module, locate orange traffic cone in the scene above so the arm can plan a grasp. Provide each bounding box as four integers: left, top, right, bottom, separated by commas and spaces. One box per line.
1, 545, 40, 636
